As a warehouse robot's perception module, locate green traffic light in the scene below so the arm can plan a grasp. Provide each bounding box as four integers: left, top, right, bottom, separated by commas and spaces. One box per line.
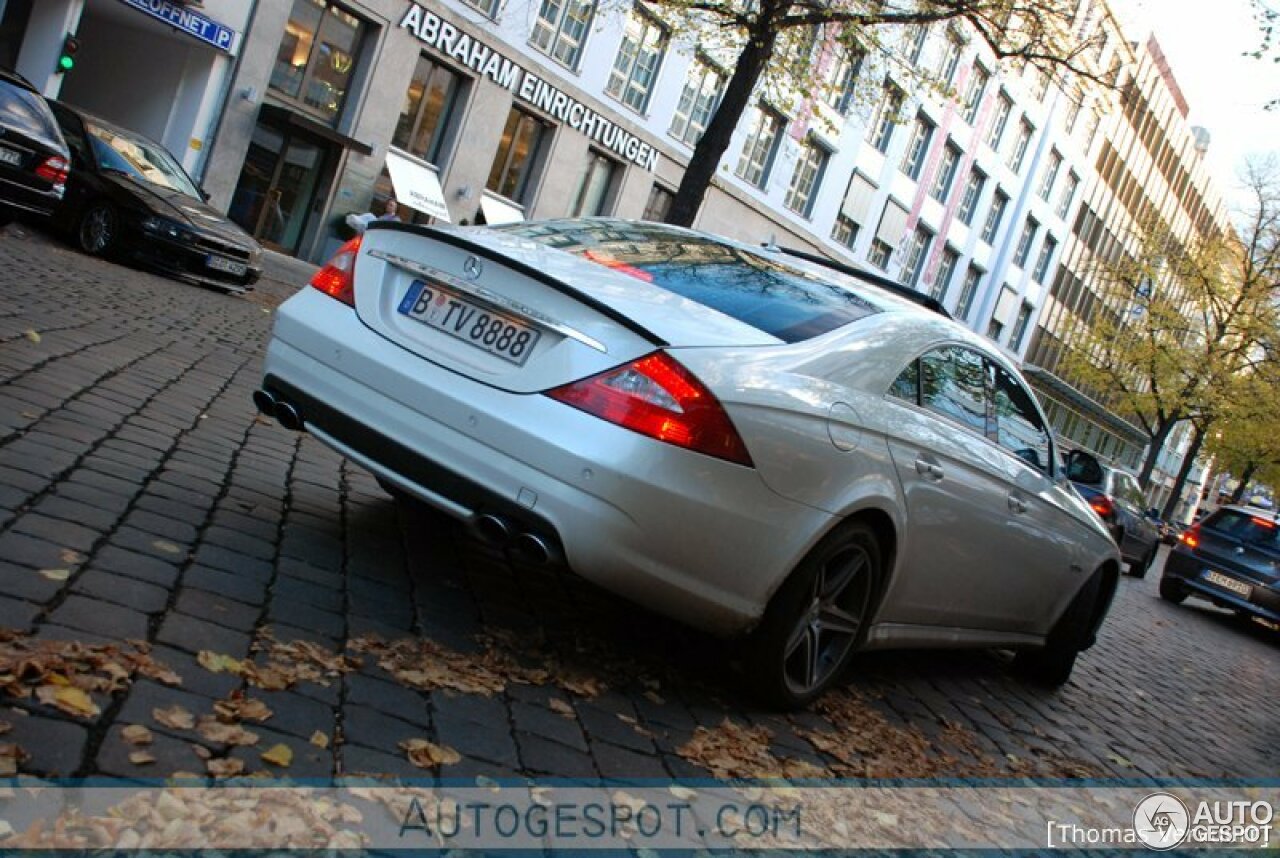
58, 55, 74, 71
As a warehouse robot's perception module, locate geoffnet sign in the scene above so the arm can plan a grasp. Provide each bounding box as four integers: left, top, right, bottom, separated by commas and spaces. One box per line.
399, 3, 661, 172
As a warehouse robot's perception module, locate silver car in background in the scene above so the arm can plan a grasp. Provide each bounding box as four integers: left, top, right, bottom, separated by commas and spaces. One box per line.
256, 219, 1120, 708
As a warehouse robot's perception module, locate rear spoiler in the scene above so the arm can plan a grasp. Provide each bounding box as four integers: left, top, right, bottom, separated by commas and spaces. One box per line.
366, 221, 669, 347
770, 245, 952, 319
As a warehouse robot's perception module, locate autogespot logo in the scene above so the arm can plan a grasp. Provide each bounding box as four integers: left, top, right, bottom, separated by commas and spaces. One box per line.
1133, 792, 1191, 850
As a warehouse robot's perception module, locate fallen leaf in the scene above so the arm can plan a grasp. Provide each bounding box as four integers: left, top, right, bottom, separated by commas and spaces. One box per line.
207, 757, 245, 777
59, 549, 83, 565
128, 751, 155, 766
191, 744, 212, 760
401, 738, 460, 768
548, 699, 575, 718
0, 743, 22, 776
153, 704, 195, 731
197, 651, 243, 675
643, 690, 665, 705
261, 743, 293, 767
19, 411, 38, 419
309, 730, 329, 749
23, 330, 40, 343
214, 696, 272, 723
50, 686, 99, 718
121, 725, 153, 746
152, 540, 182, 556
1107, 752, 1134, 768
475, 774, 501, 792
0, 819, 12, 838
669, 785, 697, 800
195, 717, 258, 746
37, 569, 70, 582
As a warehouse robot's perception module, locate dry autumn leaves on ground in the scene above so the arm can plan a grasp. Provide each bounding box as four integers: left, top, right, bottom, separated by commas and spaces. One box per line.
0, 624, 1101, 845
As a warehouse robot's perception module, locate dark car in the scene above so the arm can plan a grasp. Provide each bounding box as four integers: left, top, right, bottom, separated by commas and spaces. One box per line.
0, 68, 69, 224
1065, 453, 1161, 577
47, 101, 261, 292
1160, 505, 1280, 629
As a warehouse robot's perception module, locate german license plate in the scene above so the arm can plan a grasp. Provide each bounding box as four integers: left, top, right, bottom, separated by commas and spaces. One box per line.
0, 147, 21, 167
207, 254, 248, 275
397, 280, 540, 366
1204, 570, 1251, 597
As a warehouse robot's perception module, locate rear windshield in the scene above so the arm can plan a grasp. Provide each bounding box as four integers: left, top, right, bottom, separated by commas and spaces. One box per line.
499, 220, 880, 342
0, 80, 64, 150
1204, 509, 1280, 552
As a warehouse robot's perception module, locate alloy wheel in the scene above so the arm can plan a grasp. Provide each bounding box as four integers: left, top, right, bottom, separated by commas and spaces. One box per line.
80, 206, 114, 254
782, 543, 872, 696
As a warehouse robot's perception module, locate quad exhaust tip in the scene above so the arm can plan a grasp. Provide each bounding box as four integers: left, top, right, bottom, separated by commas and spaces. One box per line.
253, 388, 303, 431
252, 389, 277, 417
471, 513, 557, 566
473, 513, 511, 546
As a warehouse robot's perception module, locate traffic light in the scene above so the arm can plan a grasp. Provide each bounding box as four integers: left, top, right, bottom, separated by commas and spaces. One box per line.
56, 34, 80, 74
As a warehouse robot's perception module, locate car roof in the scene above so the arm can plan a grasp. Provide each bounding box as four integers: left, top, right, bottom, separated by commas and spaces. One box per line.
1215, 504, 1279, 520
0, 67, 37, 93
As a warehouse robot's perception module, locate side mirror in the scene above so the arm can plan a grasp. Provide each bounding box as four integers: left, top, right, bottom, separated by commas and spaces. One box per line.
1064, 449, 1104, 484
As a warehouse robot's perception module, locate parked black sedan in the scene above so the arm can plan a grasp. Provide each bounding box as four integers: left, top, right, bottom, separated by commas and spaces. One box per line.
47, 101, 261, 292
1161, 505, 1280, 630
0, 68, 69, 225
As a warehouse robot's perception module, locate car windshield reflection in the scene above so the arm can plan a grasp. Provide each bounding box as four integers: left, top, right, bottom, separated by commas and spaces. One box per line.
85, 122, 199, 198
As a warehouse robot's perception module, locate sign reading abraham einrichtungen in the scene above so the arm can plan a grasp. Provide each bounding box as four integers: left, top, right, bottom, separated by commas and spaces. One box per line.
399, 3, 660, 172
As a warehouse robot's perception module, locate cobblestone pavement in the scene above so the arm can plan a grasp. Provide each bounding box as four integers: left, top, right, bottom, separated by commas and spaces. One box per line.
0, 225, 1276, 785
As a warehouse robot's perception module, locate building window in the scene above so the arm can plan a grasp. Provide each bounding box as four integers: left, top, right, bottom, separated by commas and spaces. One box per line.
270, 0, 366, 124
957, 168, 985, 225
929, 141, 961, 202
900, 113, 934, 180
823, 43, 864, 114
956, 265, 983, 319
642, 183, 674, 221
1033, 234, 1057, 283
1008, 118, 1033, 172
832, 215, 859, 249
868, 238, 893, 270
1013, 218, 1039, 267
962, 63, 988, 124
785, 137, 829, 217
1083, 108, 1103, 151
980, 189, 1008, 244
605, 9, 667, 113
1032, 67, 1051, 101
735, 105, 784, 189
530, 0, 595, 68
392, 55, 464, 166
1064, 94, 1081, 132
932, 246, 960, 300
986, 92, 1012, 149
668, 59, 723, 146
904, 23, 928, 64
868, 82, 904, 153
461, 0, 501, 17
900, 226, 933, 288
486, 106, 549, 202
1010, 302, 1033, 350
1039, 149, 1062, 201
1057, 172, 1079, 218
570, 150, 619, 216
938, 31, 963, 85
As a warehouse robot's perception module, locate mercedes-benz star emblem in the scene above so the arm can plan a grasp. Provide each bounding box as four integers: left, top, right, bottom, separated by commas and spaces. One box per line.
463, 256, 483, 279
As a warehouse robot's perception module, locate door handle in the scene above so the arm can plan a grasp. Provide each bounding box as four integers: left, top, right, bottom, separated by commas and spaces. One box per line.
1008, 494, 1028, 514
915, 459, 944, 480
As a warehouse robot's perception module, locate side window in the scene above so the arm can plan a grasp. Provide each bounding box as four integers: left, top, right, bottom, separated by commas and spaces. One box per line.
888, 358, 919, 403
992, 368, 1051, 473
1115, 473, 1144, 505
919, 347, 990, 435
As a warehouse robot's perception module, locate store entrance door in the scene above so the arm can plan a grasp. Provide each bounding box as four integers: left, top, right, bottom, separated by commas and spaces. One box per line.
228, 120, 331, 254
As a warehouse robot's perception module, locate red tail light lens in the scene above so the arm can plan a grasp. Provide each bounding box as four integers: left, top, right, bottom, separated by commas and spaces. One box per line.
1089, 495, 1115, 520
546, 352, 753, 467
309, 236, 362, 306
35, 155, 69, 185
1179, 527, 1200, 549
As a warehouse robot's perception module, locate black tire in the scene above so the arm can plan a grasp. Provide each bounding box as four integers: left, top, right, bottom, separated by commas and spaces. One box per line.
1015, 567, 1105, 687
1159, 575, 1188, 604
77, 202, 118, 256
746, 520, 881, 710
1129, 544, 1157, 579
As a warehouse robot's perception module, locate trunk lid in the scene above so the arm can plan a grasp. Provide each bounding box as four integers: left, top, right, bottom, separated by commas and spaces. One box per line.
351, 223, 778, 393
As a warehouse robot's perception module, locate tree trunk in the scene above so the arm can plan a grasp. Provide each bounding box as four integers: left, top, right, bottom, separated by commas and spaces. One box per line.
1230, 463, 1258, 503
665, 27, 777, 227
1137, 417, 1179, 490
1161, 424, 1206, 521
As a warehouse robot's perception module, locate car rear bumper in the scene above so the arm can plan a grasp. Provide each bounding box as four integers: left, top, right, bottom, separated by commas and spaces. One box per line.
1163, 550, 1280, 623
0, 175, 61, 218
261, 288, 833, 635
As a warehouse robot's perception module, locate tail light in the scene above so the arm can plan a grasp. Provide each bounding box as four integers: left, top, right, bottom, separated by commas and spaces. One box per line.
309, 236, 362, 306
1179, 526, 1200, 549
546, 351, 753, 467
1089, 495, 1115, 521
35, 155, 69, 186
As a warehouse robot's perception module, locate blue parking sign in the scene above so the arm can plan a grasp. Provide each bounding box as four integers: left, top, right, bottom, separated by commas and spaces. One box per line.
120, 0, 240, 54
